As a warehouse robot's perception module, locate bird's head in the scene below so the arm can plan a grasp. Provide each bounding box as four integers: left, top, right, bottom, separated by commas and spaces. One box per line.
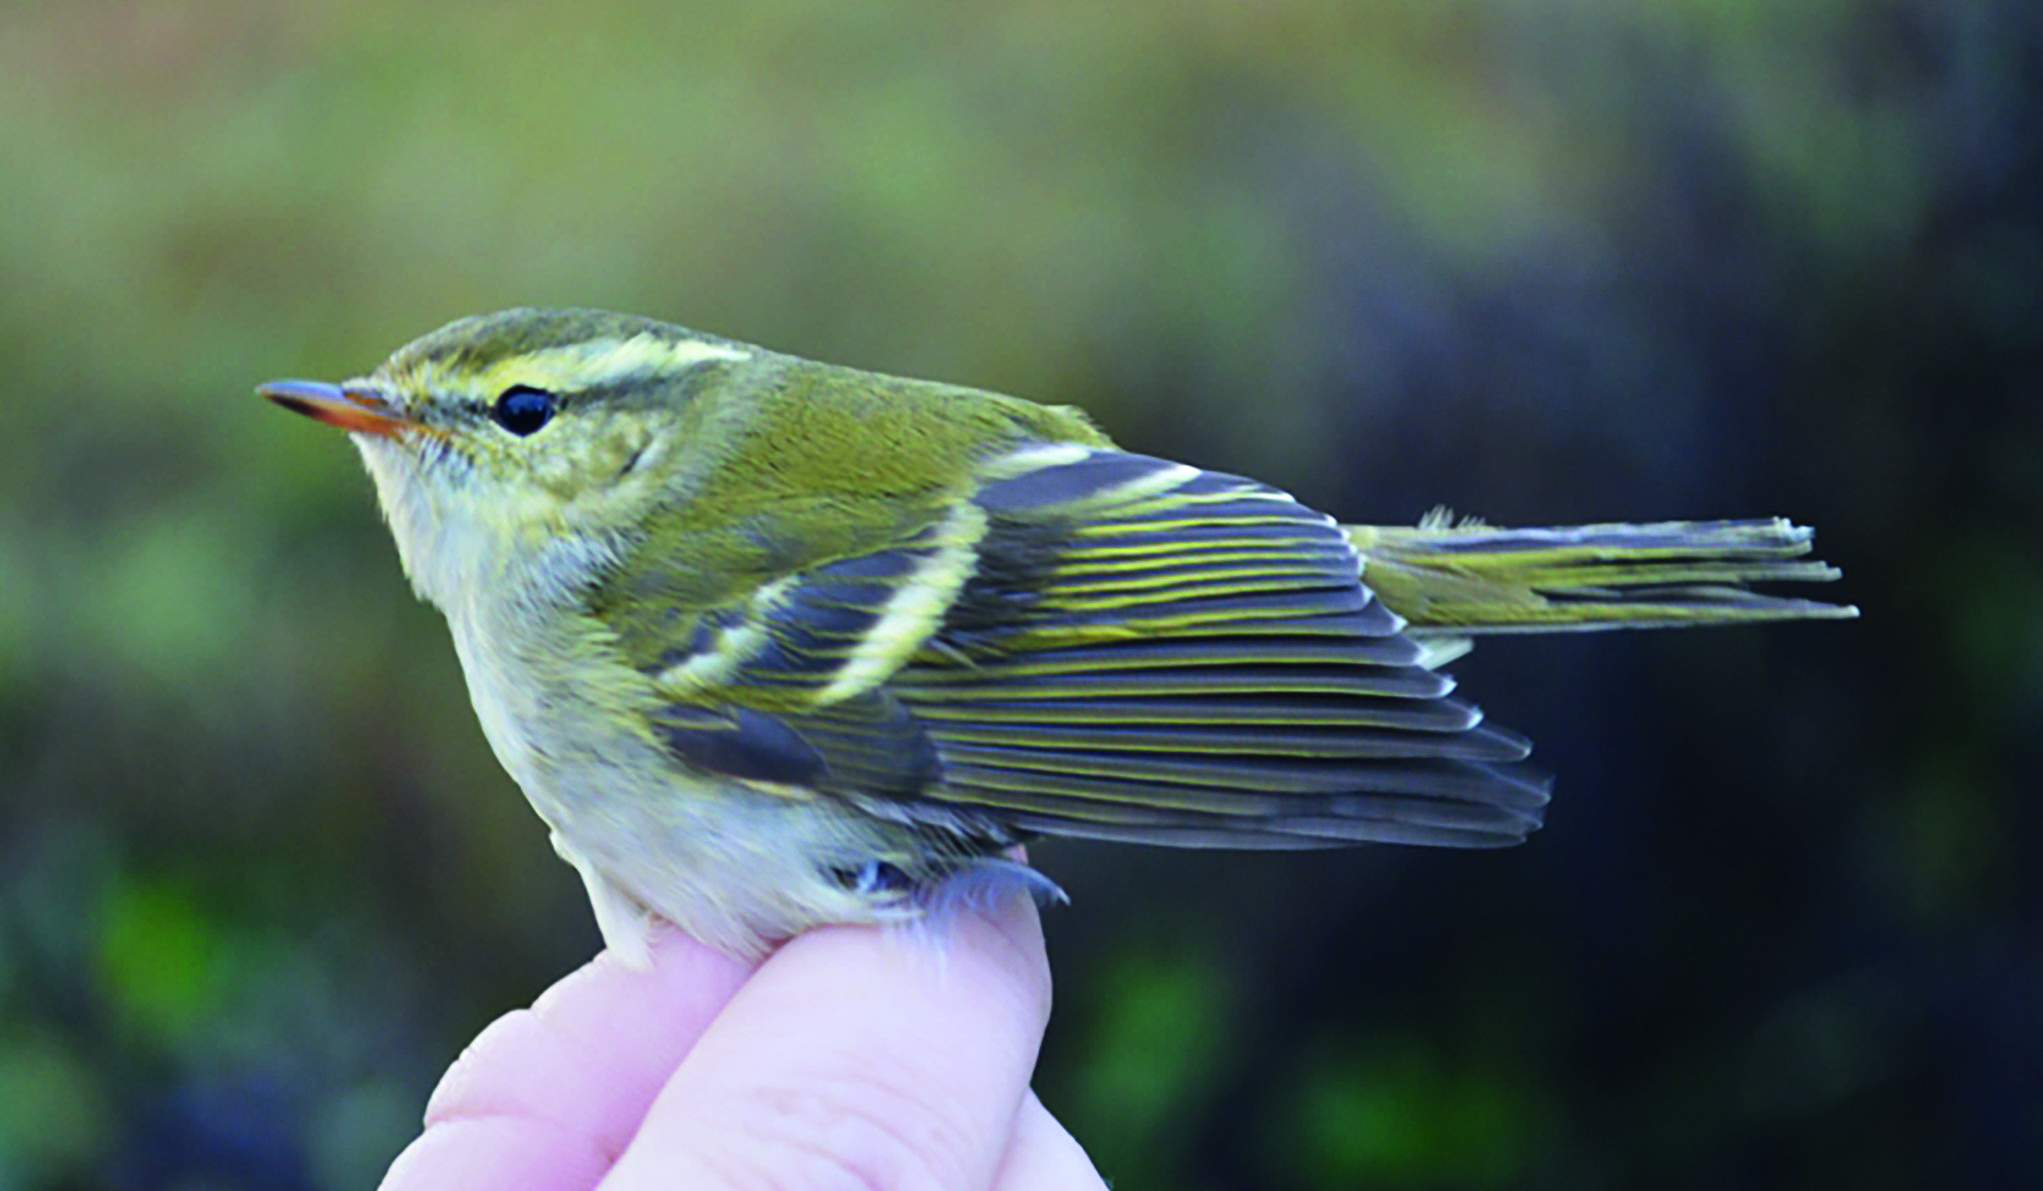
261, 307, 757, 610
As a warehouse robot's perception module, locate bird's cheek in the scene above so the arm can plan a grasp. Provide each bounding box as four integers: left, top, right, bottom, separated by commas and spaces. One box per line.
608, 427, 662, 484
554, 460, 661, 542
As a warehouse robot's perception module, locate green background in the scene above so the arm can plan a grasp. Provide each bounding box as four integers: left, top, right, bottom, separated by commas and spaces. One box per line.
2, 2, 2038, 1187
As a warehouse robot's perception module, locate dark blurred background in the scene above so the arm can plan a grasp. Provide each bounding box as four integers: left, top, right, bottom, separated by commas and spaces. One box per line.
2, 2, 2039, 1188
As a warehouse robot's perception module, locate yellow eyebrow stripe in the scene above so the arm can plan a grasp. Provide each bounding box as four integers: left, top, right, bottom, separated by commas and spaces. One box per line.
401, 333, 753, 399
486, 335, 752, 393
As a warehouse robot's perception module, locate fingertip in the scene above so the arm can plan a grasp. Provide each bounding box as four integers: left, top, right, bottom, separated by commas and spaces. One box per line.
423, 1008, 585, 1130
396, 929, 758, 1186
992, 1093, 1110, 1191
380, 1116, 609, 1191
530, 926, 754, 1046
957, 881, 1053, 1027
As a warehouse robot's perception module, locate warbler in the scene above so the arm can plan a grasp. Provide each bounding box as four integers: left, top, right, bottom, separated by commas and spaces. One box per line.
261, 307, 1855, 963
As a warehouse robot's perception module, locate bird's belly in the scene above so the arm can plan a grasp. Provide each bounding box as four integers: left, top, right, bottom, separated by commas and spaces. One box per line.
540, 751, 886, 956
448, 618, 885, 956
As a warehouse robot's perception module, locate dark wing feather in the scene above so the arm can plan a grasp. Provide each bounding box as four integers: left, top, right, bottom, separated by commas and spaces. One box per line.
653, 691, 943, 801
642, 446, 1549, 850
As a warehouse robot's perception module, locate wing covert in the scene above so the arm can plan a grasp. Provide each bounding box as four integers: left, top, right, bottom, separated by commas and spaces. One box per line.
645, 501, 987, 710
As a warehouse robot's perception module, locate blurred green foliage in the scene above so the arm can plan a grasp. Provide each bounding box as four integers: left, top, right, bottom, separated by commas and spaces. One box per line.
2, 1, 2039, 1187
1278, 1033, 1546, 1189
1061, 947, 1236, 1188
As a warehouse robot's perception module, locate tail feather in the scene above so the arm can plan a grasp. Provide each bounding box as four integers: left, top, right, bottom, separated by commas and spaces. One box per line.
1349, 515, 1858, 633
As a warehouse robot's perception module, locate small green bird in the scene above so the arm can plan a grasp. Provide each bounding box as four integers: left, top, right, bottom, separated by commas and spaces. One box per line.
262, 308, 1855, 963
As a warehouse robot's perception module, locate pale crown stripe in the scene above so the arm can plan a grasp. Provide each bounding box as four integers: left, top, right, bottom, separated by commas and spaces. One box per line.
473, 335, 751, 397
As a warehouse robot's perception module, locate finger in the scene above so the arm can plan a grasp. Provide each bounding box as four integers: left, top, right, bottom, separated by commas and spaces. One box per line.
380, 1118, 609, 1191
602, 891, 1053, 1191
991, 1093, 1109, 1191
381, 930, 755, 1191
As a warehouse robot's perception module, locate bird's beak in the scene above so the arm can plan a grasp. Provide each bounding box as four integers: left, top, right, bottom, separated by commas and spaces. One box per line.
258, 379, 412, 438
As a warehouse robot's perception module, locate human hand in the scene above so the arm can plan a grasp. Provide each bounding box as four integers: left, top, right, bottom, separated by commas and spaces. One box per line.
379, 888, 1106, 1190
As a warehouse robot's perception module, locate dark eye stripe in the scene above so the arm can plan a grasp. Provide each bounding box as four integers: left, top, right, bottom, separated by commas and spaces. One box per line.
492, 386, 556, 436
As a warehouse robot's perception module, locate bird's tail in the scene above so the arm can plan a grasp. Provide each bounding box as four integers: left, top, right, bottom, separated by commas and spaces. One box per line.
1348, 512, 1858, 634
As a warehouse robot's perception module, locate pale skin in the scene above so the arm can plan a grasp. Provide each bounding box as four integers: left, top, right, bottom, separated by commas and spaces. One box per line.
379, 886, 1107, 1191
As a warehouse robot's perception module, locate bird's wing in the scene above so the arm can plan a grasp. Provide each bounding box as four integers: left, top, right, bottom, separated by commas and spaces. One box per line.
611, 445, 1548, 850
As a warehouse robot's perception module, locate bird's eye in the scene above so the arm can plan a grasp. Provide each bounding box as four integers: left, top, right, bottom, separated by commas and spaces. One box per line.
491, 386, 556, 436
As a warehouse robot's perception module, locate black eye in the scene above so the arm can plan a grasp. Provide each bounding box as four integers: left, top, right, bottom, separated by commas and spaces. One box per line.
491, 386, 556, 436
